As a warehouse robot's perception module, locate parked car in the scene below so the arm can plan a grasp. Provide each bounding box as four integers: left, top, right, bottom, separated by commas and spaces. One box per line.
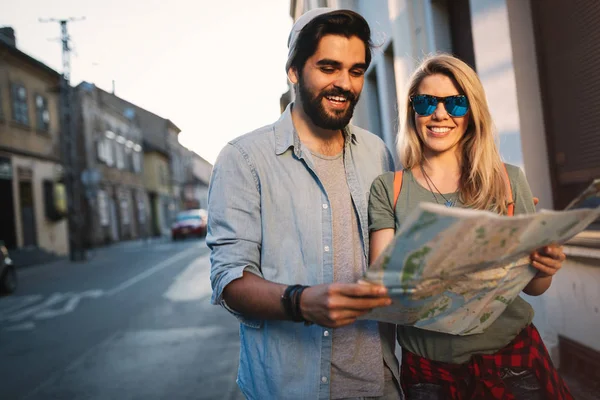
171, 209, 208, 240
0, 240, 17, 295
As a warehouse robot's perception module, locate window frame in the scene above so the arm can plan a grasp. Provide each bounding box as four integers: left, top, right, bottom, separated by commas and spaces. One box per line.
97, 189, 110, 227
132, 144, 142, 174
34, 93, 50, 132
10, 82, 29, 126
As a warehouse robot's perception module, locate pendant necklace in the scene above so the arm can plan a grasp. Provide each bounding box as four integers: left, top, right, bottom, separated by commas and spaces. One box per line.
420, 164, 459, 207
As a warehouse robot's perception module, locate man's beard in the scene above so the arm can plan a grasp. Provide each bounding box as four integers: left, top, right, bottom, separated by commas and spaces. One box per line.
298, 78, 359, 130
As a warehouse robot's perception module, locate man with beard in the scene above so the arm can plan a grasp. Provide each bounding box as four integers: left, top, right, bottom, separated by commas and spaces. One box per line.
208, 8, 401, 400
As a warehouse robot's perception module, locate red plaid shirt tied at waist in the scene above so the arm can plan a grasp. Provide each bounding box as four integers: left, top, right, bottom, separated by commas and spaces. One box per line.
401, 324, 573, 399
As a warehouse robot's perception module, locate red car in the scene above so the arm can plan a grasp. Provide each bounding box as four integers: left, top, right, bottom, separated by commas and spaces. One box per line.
171, 209, 208, 240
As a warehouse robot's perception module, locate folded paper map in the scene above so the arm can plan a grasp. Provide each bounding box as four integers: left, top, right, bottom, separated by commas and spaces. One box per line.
361, 179, 600, 335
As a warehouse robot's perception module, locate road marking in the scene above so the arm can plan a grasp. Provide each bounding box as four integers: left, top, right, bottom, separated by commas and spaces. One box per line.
35, 290, 104, 320
0, 291, 105, 327
3, 321, 35, 331
106, 247, 198, 297
163, 254, 211, 302
1, 248, 201, 331
0, 295, 43, 317
1, 293, 66, 323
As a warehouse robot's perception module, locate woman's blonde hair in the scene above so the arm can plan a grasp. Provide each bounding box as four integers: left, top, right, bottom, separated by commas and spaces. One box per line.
397, 53, 510, 214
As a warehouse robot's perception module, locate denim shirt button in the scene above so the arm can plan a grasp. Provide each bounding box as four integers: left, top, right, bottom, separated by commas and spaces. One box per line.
321, 376, 328, 383
324, 246, 330, 252
323, 330, 329, 337
322, 203, 328, 209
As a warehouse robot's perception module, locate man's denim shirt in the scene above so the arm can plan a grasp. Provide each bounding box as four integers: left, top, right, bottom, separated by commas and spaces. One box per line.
208, 104, 397, 400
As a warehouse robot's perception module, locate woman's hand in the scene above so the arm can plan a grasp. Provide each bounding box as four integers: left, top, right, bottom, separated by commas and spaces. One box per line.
523, 244, 566, 296
530, 244, 566, 278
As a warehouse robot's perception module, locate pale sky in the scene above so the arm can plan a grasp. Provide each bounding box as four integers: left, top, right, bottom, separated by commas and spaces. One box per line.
2, 0, 293, 164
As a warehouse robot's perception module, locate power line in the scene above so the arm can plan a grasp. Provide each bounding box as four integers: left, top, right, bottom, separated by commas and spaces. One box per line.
40, 16, 86, 262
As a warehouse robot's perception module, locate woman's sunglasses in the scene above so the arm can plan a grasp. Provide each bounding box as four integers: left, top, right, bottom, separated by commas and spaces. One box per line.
410, 94, 469, 117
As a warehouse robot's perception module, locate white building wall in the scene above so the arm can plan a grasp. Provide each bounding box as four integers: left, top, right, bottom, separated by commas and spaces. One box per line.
542, 255, 600, 354
469, 0, 524, 169
335, 0, 409, 162
428, 0, 453, 52
356, 1, 399, 154
505, 0, 553, 211
387, 0, 418, 165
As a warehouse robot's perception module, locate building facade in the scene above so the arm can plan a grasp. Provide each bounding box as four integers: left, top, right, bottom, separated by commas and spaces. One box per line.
88, 88, 184, 237
74, 82, 148, 247
183, 151, 212, 210
142, 147, 171, 237
167, 121, 185, 214
291, 0, 600, 390
0, 28, 68, 258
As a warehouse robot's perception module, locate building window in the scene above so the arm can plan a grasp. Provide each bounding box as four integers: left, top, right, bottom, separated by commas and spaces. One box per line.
35, 94, 50, 131
125, 140, 134, 172
138, 200, 146, 223
97, 138, 105, 162
97, 190, 110, 226
11, 83, 29, 125
97, 136, 115, 166
105, 140, 115, 167
365, 70, 383, 139
115, 135, 126, 170
101, 131, 116, 167
120, 194, 130, 225
132, 144, 142, 173
171, 155, 179, 181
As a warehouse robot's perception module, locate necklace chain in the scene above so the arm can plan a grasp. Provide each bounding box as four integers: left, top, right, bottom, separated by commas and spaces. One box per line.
420, 164, 460, 207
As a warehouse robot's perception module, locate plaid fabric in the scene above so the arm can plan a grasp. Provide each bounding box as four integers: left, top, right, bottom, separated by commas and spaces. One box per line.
401, 324, 573, 399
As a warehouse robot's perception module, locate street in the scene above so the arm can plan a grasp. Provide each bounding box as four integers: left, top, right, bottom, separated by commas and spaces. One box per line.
0, 239, 244, 400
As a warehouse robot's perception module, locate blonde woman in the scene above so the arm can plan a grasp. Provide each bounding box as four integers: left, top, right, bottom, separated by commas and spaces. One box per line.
368, 54, 572, 399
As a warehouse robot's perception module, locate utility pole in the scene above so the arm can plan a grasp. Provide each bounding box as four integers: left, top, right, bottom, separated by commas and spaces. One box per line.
40, 17, 86, 262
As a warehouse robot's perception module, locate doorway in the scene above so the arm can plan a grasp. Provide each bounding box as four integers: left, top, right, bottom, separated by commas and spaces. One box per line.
0, 178, 17, 249
19, 180, 37, 247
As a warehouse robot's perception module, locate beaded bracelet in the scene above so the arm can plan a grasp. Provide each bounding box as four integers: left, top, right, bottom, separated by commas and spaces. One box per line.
281, 284, 311, 324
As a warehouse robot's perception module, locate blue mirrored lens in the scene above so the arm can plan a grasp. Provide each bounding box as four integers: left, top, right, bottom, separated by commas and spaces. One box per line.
445, 96, 469, 117
412, 95, 437, 116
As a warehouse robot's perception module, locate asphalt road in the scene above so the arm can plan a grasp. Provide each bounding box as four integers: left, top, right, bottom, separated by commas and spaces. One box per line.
0, 238, 244, 400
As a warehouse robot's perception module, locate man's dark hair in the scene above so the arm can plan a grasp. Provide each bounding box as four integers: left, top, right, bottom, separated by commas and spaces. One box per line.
289, 10, 373, 75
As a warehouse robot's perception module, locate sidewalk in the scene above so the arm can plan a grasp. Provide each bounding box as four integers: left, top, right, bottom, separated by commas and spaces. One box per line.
98, 235, 171, 251
10, 236, 172, 269
9, 247, 65, 269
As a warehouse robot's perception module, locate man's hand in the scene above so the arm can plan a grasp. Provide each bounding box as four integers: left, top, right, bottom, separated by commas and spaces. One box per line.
299, 282, 392, 328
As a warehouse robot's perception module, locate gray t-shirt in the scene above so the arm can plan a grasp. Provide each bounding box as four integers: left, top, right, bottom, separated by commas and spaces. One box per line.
312, 151, 387, 398
368, 164, 536, 364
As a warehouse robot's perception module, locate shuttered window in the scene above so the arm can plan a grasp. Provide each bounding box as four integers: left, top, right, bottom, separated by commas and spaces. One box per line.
532, 0, 600, 209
